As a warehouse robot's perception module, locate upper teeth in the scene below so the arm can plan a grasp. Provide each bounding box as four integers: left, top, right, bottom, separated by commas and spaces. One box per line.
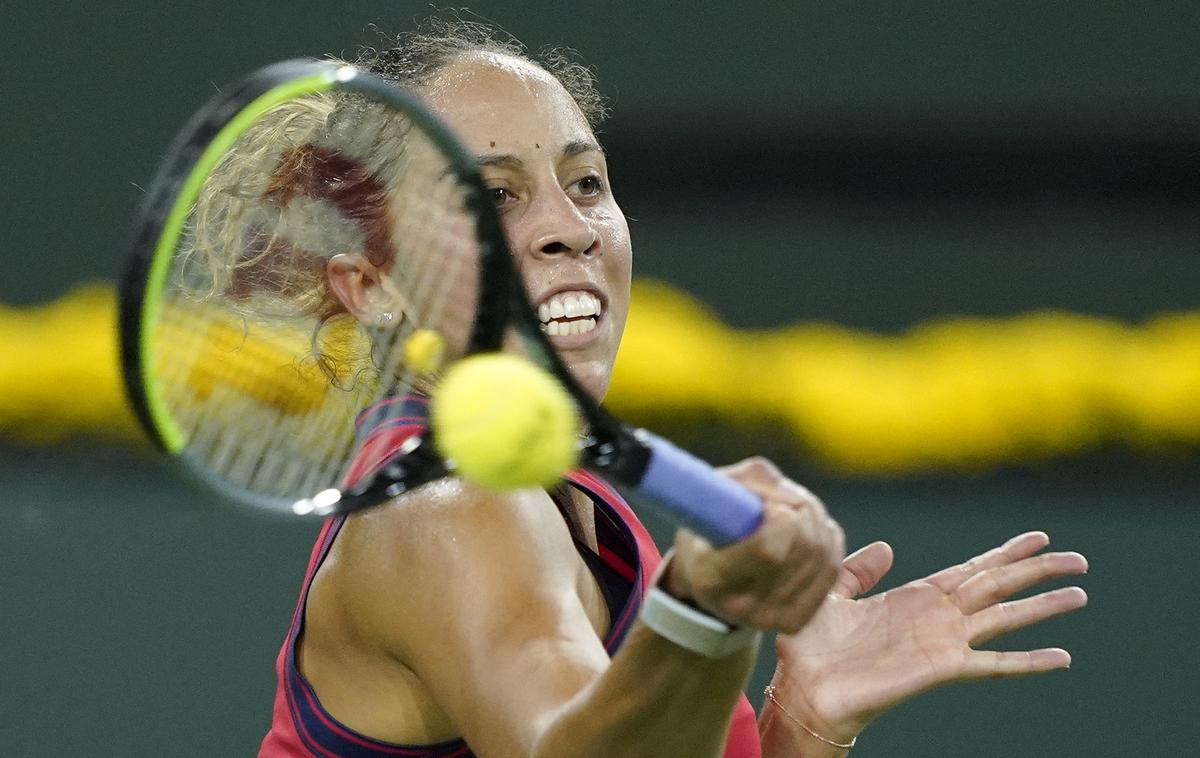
537, 291, 602, 323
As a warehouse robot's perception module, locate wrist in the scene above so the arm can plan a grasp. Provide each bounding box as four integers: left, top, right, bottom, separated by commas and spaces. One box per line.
642, 587, 761, 657
654, 548, 698, 604
763, 672, 864, 749
641, 551, 761, 658
760, 701, 855, 757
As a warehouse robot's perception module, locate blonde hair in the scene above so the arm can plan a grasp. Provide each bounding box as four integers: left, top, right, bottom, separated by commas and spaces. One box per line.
185, 93, 341, 319
179, 89, 414, 388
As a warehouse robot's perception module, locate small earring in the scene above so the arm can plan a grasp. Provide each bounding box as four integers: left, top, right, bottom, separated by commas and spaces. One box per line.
377, 312, 394, 326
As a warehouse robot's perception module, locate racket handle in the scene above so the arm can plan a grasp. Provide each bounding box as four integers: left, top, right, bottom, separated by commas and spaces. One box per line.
637, 431, 765, 546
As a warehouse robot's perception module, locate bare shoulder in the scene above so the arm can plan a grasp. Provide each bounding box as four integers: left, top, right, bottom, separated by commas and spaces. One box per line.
297, 481, 600, 744
322, 479, 582, 655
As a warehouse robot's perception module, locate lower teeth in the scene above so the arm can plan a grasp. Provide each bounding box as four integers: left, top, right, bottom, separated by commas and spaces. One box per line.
541, 318, 597, 336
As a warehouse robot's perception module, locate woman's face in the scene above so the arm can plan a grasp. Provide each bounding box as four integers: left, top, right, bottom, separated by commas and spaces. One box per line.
422, 53, 633, 400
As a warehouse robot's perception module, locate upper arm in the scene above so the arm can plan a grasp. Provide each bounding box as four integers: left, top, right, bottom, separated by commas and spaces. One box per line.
336, 478, 612, 756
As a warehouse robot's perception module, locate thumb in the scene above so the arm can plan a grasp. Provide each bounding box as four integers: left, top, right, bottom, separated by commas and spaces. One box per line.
831, 541, 894, 598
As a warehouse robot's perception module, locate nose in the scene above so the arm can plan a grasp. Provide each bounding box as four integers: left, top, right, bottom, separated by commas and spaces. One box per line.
526, 190, 599, 259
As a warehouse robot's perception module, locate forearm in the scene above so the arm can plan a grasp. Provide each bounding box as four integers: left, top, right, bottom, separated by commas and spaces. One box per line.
533, 622, 759, 758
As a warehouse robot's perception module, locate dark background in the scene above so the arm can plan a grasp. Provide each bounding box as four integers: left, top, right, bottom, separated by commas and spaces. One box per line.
2, 1, 1197, 755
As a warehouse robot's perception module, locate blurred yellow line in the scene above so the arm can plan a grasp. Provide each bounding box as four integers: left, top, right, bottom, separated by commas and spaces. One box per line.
3, 281, 1198, 473
0, 283, 144, 446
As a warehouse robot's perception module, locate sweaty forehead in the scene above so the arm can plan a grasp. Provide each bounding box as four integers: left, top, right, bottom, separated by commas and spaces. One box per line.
428, 51, 552, 90
421, 53, 594, 150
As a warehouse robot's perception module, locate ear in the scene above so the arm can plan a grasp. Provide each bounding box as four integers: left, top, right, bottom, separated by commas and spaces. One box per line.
326, 253, 393, 324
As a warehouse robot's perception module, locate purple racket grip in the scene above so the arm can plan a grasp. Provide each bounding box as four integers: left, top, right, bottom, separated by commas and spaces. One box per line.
637, 431, 764, 546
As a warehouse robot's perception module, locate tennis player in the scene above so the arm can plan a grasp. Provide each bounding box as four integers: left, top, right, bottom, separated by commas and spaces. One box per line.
259, 21, 1088, 758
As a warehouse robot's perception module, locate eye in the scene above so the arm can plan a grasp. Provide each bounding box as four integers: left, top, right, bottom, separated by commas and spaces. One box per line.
572, 174, 605, 197
488, 186, 514, 207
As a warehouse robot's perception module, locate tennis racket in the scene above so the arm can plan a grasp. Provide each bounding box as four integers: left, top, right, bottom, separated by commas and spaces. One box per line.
120, 59, 763, 546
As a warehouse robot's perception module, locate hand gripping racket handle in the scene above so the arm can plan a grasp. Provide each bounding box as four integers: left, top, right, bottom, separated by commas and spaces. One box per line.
636, 431, 765, 547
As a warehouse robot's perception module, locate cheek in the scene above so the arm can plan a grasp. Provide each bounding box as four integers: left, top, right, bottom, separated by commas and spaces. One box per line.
593, 208, 632, 273
496, 212, 526, 263
596, 212, 633, 322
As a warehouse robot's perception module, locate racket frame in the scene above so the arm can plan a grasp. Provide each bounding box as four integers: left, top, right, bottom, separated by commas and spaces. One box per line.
120, 60, 514, 514
122, 59, 764, 543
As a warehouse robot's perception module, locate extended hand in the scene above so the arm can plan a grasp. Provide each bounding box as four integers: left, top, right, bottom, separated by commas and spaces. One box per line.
770, 531, 1088, 741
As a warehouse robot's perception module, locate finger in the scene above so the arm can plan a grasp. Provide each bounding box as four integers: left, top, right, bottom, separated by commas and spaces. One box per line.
738, 508, 840, 607
926, 531, 1051, 593
967, 586, 1088, 645
831, 541, 894, 598
742, 557, 839, 633
727, 462, 828, 523
717, 456, 784, 496
714, 512, 841, 629
953, 551, 1088, 614
769, 478, 826, 511
962, 647, 1072, 680
767, 540, 839, 608
675, 512, 793, 601
706, 496, 839, 589
710, 557, 829, 628
714, 505, 805, 587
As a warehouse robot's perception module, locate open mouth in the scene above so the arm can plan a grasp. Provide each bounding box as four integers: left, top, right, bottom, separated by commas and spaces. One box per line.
536, 290, 603, 337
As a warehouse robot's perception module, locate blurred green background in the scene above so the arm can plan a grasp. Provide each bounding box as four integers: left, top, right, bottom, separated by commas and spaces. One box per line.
2, 1, 1196, 755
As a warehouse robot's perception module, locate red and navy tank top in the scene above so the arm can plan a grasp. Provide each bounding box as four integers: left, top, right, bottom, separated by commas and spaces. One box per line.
259, 396, 761, 757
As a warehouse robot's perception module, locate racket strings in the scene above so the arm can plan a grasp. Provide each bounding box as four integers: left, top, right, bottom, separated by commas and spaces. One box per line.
300, 118, 479, 489
153, 91, 483, 504
155, 297, 372, 498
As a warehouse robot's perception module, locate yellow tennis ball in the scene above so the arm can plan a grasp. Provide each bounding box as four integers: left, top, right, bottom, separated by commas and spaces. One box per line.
404, 329, 446, 375
433, 353, 579, 490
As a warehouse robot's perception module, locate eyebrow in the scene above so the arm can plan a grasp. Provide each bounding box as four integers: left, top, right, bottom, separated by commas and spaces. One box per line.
475, 139, 604, 169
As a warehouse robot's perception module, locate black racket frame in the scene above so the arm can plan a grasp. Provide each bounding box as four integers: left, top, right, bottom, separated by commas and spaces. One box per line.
120, 59, 650, 516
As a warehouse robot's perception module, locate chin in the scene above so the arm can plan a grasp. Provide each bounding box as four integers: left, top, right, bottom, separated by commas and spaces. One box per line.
564, 359, 612, 402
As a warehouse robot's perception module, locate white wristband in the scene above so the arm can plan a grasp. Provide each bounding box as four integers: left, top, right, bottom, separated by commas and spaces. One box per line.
640, 586, 762, 658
